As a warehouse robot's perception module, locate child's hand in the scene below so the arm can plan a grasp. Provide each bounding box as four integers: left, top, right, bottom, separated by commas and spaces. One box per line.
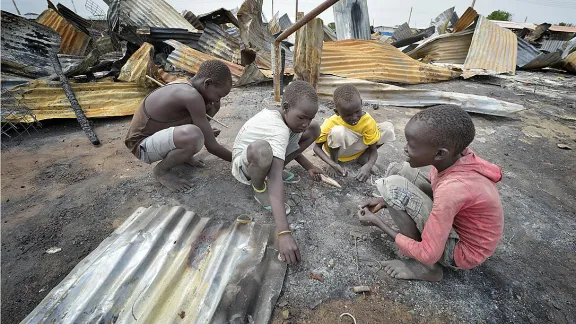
360, 197, 386, 213
307, 166, 324, 181
278, 233, 301, 264
357, 207, 379, 226
333, 165, 348, 177
356, 165, 371, 182
212, 127, 221, 137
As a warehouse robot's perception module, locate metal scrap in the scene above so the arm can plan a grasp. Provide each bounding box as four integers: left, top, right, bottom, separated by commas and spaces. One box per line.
198, 22, 243, 64
21, 206, 287, 324
429, 7, 455, 35
453, 7, 478, 33
320, 40, 460, 84
182, 10, 204, 30
392, 22, 413, 41
333, 0, 371, 41
317, 76, 526, 116
136, 26, 202, 48
36, 9, 91, 56
197, 7, 240, 28
407, 30, 474, 63
118, 42, 158, 86
108, 0, 198, 32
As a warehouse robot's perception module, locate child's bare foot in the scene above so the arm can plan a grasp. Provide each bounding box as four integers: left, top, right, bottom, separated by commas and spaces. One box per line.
153, 168, 193, 192
185, 156, 205, 168
381, 259, 443, 281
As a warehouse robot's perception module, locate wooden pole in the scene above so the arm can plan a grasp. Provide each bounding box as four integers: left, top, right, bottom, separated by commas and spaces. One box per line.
274, 0, 341, 101
295, 0, 299, 22
408, 7, 413, 25
272, 0, 274, 21
11, 0, 21, 15
49, 52, 100, 146
471, 0, 476, 8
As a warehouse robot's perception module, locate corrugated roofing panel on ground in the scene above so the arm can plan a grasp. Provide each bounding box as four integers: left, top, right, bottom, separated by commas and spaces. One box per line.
36, 9, 91, 56
522, 52, 563, 70
392, 22, 412, 41
2, 79, 148, 121
118, 0, 197, 32
540, 39, 567, 53
198, 22, 243, 64
463, 16, 517, 78
407, 30, 474, 64
516, 36, 541, 67
453, 7, 478, 32
21, 206, 286, 324
558, 50, 576, 72
321, 39, 460, 84
165, 40, 244, 80
1, 10, 60, 79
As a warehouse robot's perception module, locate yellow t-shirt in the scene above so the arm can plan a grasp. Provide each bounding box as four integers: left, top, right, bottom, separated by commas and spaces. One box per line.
315, 112, 380, 162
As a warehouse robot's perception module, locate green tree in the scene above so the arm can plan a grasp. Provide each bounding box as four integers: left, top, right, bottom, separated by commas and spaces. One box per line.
328, 22, 335, 31
558, 22, 574, 26
487, 10, 513, 21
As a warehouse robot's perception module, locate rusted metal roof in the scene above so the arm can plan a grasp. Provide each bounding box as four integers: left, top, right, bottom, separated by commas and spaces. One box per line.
36, 9, 91, 56
198, 22, 243, 64
197, 8, 240, 28
165, 40, 245, 80
463, 16, 517, 78
549, 25, 576, 33
118, 42, 157, 86
317, 75, 525, 116
392, 22, 413, 41
115, 0, 198, 32
237, 0, 276, 69
3, 79, 148, 121
1, 10, 60, 79
182, 10, 205, 30
268, 13, 282, 35
557, 51, 576, 72
21, 206, 286, 324
320, 40, 460, 84
407, 30, 473, 64
453, 7, 478, 32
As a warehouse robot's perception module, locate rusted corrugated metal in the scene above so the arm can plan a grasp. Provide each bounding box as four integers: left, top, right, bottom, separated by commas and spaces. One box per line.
3, 79, 148, 121
317, 75, 525, 116
549, 25, 576, 33
198, 22, 243, 64
268, 12, 281, 35
453, 7, 478, 32
557, 51, 576, 72
182, 10, 205, 30
522, 52, 563, 70
21, 206, 286, 324
463, 16, 517, 78
165, 40, 244, 80
36, 9, 91, 56
1, 10, 60, 79
237, 0, 276, 69
116, 0, 198, 32
118, 42, 158, 86
407, 30, 473, 64
321, 40, 460, 84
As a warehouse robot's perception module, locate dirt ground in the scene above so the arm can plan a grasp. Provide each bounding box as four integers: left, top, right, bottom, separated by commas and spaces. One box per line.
2, 71, 575, 323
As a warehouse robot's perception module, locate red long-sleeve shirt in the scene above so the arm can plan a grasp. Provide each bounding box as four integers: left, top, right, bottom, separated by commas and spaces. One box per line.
395, 149, 504, 269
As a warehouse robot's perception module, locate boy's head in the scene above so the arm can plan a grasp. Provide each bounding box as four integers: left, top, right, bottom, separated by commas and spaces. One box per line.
333, 84, 363, 126
281, 80, 319, 133
404, 105, 475, 168
194, 60, 233, 104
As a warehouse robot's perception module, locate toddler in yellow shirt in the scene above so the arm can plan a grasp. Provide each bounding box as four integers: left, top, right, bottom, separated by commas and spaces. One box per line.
313, 84, 396, 182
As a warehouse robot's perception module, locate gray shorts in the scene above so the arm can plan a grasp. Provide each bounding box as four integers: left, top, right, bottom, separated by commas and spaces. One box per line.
376, 162, 460, 269
138, 127, 176, 164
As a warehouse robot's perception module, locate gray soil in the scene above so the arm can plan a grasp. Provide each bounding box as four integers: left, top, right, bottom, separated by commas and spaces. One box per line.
2, 71, 575, 323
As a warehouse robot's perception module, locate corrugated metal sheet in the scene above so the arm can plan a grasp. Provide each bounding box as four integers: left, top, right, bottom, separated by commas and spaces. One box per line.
197, 8, 240, 28
558, 50, 576, 72
3, 79, 148, 121
453, 7, 478, 33
165, 40, 244, 80
407, 30, 473, 64
333, 0, 371, 40
56, 3, 91, 35
540, 39, 567, 53
429, 7, 455, 35
463, 16, 517, 78
137, 27, 202, 48
516, 36, 541, 67
317, 75, 525, 116
118, 42, 157, 85
321, 40, 460, 84
1, 10, 60, 78
21, 206, 286, 324
278, 14, 292, 31
237, 0, 276, 69
522, 51, 563, 70
198, 22, 243, 64
36, 9, 91, 56
549, 25, 576, 33
116, 0, 198, 32
324, 25, 337, 42
268, 12, 281, 35
182, 10, 205, 30
491, 20, 535, 30
392, 22, 412, 41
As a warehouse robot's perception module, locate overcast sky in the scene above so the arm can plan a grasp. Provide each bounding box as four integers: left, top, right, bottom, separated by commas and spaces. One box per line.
2, 0, 575, 28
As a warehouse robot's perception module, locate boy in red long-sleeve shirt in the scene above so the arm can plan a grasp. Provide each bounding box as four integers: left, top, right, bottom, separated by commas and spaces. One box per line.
358, 105, 504, 281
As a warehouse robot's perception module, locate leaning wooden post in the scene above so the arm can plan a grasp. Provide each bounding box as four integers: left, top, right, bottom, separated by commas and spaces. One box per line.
49, 53, 100, 145
293, 18, 324, 89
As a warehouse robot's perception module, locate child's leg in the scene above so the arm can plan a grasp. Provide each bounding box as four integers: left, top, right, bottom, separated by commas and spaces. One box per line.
151, 125, 204, 192
385, 162, 432, 198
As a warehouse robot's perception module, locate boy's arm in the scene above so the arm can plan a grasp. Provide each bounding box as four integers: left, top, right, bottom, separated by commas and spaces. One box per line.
294, 154, 323, 181
313, 143, 347, 176
185, 95, 232, 162
269, 157, 301, 263
356, 144, 378, 182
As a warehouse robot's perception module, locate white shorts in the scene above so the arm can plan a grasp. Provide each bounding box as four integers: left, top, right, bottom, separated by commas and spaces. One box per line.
138, 127, 176, 164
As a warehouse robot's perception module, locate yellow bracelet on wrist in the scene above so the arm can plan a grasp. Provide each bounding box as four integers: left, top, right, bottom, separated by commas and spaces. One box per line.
277, 230, 292, 236
252, 181, 267, 193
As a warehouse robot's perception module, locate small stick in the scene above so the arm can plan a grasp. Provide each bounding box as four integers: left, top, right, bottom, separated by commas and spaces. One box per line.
145, 75, 229, 128
353, 286, 371, 293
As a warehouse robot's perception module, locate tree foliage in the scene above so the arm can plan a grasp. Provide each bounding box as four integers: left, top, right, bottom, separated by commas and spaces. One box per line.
558, 22, 574, 26
487, 10, 513, 21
